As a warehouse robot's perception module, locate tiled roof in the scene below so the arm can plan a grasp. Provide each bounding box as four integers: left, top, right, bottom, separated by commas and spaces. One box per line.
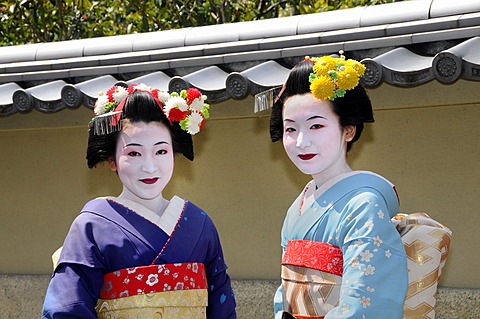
1, 0, 480, 116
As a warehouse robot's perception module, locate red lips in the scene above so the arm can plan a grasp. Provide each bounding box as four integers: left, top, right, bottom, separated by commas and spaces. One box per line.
140, 178, 159, 184
298, 154, 316, 160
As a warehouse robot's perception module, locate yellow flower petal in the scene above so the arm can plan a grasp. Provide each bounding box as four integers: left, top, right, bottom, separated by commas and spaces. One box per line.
345, 59, 366, 77
310, 75, 335, 100
337, 66, 360, 90
312, 56, 337, 76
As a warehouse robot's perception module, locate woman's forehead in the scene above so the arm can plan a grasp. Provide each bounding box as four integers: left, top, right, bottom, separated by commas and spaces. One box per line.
283, 94, 335, 120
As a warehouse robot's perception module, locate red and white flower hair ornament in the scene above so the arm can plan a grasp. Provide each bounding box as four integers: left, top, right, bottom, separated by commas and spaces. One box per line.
90, 83, 210, 136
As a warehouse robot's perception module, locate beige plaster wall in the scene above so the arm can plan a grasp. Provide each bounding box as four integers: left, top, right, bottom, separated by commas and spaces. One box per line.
1, 80, 478, 289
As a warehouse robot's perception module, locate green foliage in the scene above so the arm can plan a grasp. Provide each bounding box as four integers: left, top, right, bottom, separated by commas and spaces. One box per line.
0, 0, 402, 46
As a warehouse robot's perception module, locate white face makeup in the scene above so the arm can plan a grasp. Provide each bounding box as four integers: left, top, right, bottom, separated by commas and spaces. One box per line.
110, 121, 174, 210
282, 94, 354, 185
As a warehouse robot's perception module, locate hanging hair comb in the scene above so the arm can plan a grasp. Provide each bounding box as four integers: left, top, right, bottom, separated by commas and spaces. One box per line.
254, 85, 284, 113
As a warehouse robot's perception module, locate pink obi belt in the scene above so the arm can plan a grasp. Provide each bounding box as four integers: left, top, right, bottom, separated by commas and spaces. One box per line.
99, 262, 207, 299
282, 240, 344, 277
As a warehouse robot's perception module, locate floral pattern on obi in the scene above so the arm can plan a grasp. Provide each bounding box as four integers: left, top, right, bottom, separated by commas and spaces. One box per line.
282, 240, 343, 276
99, 262, 207, 300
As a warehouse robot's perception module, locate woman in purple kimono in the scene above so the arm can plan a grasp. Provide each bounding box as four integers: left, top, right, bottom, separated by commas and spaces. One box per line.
42, 83, 236, 318
266, 55, 408, 318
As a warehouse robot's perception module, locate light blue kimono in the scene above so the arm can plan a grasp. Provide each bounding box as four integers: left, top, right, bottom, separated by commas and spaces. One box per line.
274, 171, 408, 319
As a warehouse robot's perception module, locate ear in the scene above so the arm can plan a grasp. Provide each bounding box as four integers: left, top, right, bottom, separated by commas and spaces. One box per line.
344, 125, 356, 142
107, 158, 117, 172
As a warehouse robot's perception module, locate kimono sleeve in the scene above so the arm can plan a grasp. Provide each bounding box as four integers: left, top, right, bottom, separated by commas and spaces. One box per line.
200, 216, 237, 318
325, 191, 408, 319
42, 212, 108, 318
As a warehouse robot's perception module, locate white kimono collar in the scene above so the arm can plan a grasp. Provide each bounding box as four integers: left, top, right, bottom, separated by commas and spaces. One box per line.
102, 195, 185, 236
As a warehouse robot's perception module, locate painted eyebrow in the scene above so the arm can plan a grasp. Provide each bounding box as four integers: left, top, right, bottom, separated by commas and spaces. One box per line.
124, 141, 169, 147
307, 115, 326, 121
283, 115, 326, 122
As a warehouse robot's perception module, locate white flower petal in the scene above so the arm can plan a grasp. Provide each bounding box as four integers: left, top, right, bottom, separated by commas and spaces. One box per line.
186, 111, 204, 135
166, 96, 188, 111
189, 98, 205, 111
112, 87, 128, 103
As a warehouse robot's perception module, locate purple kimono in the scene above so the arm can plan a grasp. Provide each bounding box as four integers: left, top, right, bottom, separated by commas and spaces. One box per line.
42, 196, 236, 318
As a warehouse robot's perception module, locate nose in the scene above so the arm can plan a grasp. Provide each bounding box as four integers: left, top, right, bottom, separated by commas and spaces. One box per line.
296, 131, 311, 149
141, 155, 157, 174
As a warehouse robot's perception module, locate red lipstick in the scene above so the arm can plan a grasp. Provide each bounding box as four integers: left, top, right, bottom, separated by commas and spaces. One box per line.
140, 178, 159, 184
298, 154, 316, 160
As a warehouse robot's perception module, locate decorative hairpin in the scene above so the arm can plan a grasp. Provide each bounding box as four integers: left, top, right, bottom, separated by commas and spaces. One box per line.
307, 51, 365, 101
253, 52, 366, 113
90, 83, 210, 135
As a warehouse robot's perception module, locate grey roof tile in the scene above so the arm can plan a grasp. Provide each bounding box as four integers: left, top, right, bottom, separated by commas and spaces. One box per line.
360, 0, 431, 26
132, 28, 191, 51
185, 23, 239, 46
344, 34, 413, 51
0, 43, 43, 64
126, 72, 171, 91
412, 26, 480, 43
204, 39, 261, 56
0, 74, 24, 83
0, 83, 22, 105
320, 25, 387, 43
149, 45, 206, 61
69, 65, 120, 77
118, 60, 170, 73
296, 7, 365, 34
83, 34, 135, 56
458, 12, 480, 27
183, 66, 229, 91
223, 49, 282, 63
169, 55, 224, 68
237, 15, 302, 41
281, 42, 344, 58
27, 80, 66, 100
385, 15, 460, 36
35, 39, 88, 60
259, 33, 322, 51
241, 61, 290, 87
61, 75, 120, 109
3, 0, 480, 116
1, 60, 54, 73
22, 69, 71, 82
430, 0, 480, 18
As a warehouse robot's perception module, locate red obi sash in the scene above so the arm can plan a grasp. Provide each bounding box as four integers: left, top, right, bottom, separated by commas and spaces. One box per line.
282, 240, 344, 277
99, 262, 207, 300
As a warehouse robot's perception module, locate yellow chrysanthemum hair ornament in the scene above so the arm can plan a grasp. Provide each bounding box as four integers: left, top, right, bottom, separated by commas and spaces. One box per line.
307, 51, 366, 101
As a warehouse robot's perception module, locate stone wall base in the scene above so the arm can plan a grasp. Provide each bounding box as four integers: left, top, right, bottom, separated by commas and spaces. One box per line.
1, 275, 478, 318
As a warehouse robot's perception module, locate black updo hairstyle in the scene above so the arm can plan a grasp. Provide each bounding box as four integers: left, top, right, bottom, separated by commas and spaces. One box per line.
86, 90, 194, 168
270, 59, 375, 152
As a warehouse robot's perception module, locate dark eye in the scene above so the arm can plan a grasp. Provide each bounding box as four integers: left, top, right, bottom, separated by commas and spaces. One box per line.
127, 151, 141, 157
311, 124, 324, 129
285, 127, 296, 133
156, 149, 167, 155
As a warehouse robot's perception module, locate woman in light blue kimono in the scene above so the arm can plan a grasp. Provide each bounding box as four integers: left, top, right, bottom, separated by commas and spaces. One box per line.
268, 55, 408, 319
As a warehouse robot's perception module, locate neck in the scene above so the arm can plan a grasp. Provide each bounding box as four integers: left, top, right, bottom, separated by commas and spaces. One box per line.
312, 162, 352, 188
117, 191, 168, 216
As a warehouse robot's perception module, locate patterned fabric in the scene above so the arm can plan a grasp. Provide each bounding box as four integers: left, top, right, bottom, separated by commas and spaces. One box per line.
282, 264, 342, 317
96, 289, 208, 318
99, 263, 207, 299
42, 197, 236, 319
274, 171, 408, 319
282, 240, 343, 276
281, 240, 343, 318
393, 213, 452, 319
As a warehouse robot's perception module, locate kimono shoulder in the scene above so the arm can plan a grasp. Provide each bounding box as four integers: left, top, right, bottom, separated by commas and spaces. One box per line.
323, 171, 400, 219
